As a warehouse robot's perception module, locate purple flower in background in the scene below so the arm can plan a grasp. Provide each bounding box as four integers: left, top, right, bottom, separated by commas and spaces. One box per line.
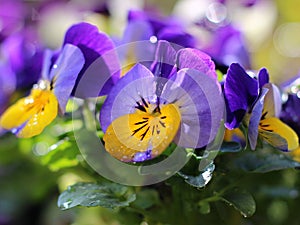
280, 76, 300, 137
217, 0, 258, 7
0, 0, 25, 42
63, 22, 120, 97
100, 41, 224, 162
126, 9, 196, 48
203, 25, 251, 69
0, 62, 16, 115
0, 43, 85, 138
2, 29, 44, 89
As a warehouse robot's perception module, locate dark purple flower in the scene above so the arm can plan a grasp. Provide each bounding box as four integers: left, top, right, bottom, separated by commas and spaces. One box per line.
127, 9, 196, 48
280, 77, 300, 138
224, 63, 258, 129
2, 29, 44, 89
203, 25, 251, 69
224, 63, 298, 150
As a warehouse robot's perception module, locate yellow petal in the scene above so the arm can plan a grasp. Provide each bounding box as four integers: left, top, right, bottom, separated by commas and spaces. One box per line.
259, 117, 299, 150
103, 104, 181, 162
0, 89, 58, 138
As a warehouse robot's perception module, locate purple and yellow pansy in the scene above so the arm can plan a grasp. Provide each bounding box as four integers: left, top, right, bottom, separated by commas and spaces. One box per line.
0, 22, 119, 138
100, 41, 224, 162
224, 63, 299, 151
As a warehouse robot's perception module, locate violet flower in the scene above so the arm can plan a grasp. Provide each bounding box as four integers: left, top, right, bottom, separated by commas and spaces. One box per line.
0, 0, 25, 42
100, 41, 224, 162
203, 25, 251, 69
224, 63, 258, 129
280, 77, 300, 137
0, 22, 121, 137
224, 63, 298, 151
0, 44, 84, 138
126, 9, 196, 48
2, 29, 44, 89
0, 61, 16, 115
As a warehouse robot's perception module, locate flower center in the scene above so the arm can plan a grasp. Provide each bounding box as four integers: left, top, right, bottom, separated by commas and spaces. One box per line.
103, 100, 181, 162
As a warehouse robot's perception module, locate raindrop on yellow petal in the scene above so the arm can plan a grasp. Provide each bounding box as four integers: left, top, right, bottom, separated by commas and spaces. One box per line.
0, 89, 58, 138
103, 104, 181, 162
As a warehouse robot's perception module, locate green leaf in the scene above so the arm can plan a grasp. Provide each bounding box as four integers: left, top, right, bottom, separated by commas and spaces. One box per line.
58, 182, 136, 210
131, 189, 160, 210
220, 142, 242, 153
235, 152, 300, 173
221, 189, 256, 217
40, 139, 80, 171
198, 201, 211, 214
178, 163, 215, 188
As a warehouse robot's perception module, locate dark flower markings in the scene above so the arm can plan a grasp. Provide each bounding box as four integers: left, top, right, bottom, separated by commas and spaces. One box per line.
259, 111, 273, 132
132, 97, 167, 141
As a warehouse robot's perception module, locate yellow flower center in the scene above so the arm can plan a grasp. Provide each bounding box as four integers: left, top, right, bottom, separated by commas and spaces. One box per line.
103, 100, 181, 162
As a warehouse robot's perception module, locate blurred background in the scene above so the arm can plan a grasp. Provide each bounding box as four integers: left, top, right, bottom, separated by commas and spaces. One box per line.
1, 0, 300, 224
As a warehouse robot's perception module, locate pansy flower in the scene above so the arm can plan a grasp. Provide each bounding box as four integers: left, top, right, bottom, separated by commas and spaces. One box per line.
0, 22, 119, 137
100, 41, 224, 162
0, 44, 84, 138
224, 63, 298, 151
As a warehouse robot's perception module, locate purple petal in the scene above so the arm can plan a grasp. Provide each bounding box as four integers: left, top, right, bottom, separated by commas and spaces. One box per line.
0, 0, 25, 41
258, 68, 269, 88
262, 83, 282, 118
224, 63, 258, 129
122, 20, 154, 43
128, 9, 178, 35
51, 44, 85, 114
150, 40, 177, 79
161, 68, 224, 148
133, 149, 152, 162
176, 48, 217, 80
118, 20, 156, 68
41, 49, 54, 81
100, 64, 155, 132
63, 22, 120, 97
157, 27, 196, 48
3, 30, 43, 89
204, 25, 251, 69
248, 88, 269, 150
280, 94, 300, 137
0, 62, 16, 114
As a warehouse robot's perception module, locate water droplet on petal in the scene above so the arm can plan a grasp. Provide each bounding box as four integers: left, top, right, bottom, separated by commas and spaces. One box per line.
62, 200, 72, 209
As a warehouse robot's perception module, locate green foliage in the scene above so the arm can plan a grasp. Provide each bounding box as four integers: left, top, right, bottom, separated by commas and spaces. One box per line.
57, 182, 136, 210
221, 189, 256, 217
40, 139, 80, 171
